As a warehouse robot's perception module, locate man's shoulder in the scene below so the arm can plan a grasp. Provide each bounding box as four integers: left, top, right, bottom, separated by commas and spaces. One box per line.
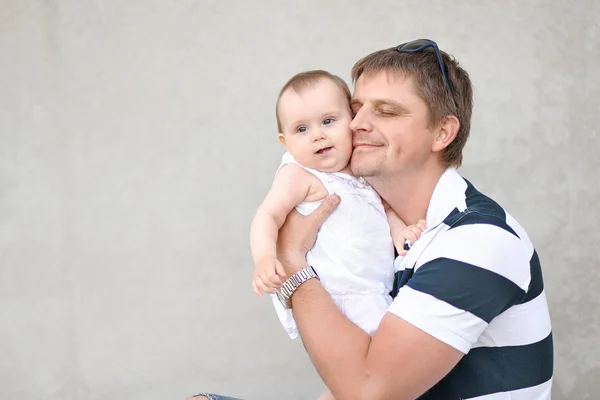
414, 181, 536, 291
440, 178, 532, 243
428, 209, 533, 261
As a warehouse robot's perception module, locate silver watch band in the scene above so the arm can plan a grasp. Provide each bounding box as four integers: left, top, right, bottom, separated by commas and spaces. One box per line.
276, 266, 319, 309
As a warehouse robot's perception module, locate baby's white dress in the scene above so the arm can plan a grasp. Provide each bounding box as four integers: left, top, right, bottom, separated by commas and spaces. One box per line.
271, 152, 396, 339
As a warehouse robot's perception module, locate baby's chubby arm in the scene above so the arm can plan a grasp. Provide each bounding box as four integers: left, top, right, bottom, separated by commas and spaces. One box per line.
249, 163, 322, 297
383, 202, 426, 255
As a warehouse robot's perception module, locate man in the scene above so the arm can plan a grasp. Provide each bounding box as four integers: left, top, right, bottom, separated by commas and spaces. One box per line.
191, 39, 553, 400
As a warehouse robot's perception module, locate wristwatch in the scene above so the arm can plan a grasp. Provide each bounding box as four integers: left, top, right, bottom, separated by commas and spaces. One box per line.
276, 266, 319, 309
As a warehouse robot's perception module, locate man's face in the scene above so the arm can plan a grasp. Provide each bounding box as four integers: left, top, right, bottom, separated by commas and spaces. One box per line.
349, 71, 437, 179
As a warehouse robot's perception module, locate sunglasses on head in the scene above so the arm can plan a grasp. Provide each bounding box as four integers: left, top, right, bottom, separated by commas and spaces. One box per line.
396, 39, 458, 109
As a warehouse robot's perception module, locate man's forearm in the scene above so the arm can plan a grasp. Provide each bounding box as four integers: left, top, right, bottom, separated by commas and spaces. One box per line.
291, 279, 372, 400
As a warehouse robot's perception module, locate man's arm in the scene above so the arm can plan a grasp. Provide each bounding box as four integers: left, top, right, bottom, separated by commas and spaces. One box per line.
278, 203, 529, 400
289, 270, 463, 400
277, 198, 463, 400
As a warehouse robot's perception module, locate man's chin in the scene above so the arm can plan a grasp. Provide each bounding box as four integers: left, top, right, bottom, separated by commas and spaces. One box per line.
350, 158, 370, 177
351, 153, 384, 178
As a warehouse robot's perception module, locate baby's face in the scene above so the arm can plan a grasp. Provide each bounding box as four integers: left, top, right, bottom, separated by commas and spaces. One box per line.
278, 79, 353, 173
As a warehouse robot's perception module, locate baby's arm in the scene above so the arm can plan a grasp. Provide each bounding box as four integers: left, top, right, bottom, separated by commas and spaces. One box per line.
384, 204, 426, 255
384, 205, 408, 252
249, 163, 317, 297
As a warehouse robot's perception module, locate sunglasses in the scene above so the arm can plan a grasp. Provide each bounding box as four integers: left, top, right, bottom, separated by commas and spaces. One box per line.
396, 39, 458, 109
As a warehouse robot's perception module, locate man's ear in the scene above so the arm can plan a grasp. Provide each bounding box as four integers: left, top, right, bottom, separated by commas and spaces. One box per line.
432, 115, 460, 153
278, 133, 286, 146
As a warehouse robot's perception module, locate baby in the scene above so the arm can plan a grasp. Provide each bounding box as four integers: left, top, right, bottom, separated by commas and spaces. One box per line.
249, 70, 425, 398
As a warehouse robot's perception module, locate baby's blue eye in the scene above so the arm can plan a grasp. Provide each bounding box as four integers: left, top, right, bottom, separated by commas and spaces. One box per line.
297, 126, 307, 133
323, 118, 334, 125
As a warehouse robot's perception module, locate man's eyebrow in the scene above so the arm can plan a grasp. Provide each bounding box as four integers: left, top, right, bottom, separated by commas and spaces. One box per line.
350, 98, 408, 113
372, 99, 409, 113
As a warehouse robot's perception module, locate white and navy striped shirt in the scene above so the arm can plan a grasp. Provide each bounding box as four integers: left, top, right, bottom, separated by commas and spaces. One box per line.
388, 167, 553, 399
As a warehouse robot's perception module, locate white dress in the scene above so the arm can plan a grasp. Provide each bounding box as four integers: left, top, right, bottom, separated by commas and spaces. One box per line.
271, 152, 396, 339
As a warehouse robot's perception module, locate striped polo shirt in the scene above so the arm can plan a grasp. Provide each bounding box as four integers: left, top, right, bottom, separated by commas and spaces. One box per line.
388, 167, 553, 399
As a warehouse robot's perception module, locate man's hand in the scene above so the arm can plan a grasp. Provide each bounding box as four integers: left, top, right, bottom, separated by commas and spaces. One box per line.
252, 256, 286, 297
276, 194, 340, 276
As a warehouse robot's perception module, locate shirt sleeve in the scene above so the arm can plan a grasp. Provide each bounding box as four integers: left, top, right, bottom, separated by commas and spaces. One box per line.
387, 219, 532, 353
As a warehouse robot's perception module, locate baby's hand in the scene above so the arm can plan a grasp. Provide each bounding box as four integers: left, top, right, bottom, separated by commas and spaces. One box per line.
252, 256, 287, 297
396, 220, 427, 256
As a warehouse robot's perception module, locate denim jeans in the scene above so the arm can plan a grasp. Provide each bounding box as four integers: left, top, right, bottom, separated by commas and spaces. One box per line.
191, 393, 243, 400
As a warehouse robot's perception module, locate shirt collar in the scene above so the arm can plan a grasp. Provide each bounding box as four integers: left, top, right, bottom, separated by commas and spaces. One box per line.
425, 166, 468, 229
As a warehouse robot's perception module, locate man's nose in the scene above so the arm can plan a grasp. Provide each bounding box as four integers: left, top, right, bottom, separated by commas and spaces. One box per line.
350, 107, 371, 133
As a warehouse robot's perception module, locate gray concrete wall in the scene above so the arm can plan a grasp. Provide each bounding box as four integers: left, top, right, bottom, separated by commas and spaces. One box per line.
1, 1, 598, 399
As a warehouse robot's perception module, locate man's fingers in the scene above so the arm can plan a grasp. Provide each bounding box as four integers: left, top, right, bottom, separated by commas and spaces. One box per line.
312, 194, 340, 226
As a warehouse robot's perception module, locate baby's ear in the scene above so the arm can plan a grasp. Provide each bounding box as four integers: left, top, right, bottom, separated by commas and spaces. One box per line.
278, 133, 286, 146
